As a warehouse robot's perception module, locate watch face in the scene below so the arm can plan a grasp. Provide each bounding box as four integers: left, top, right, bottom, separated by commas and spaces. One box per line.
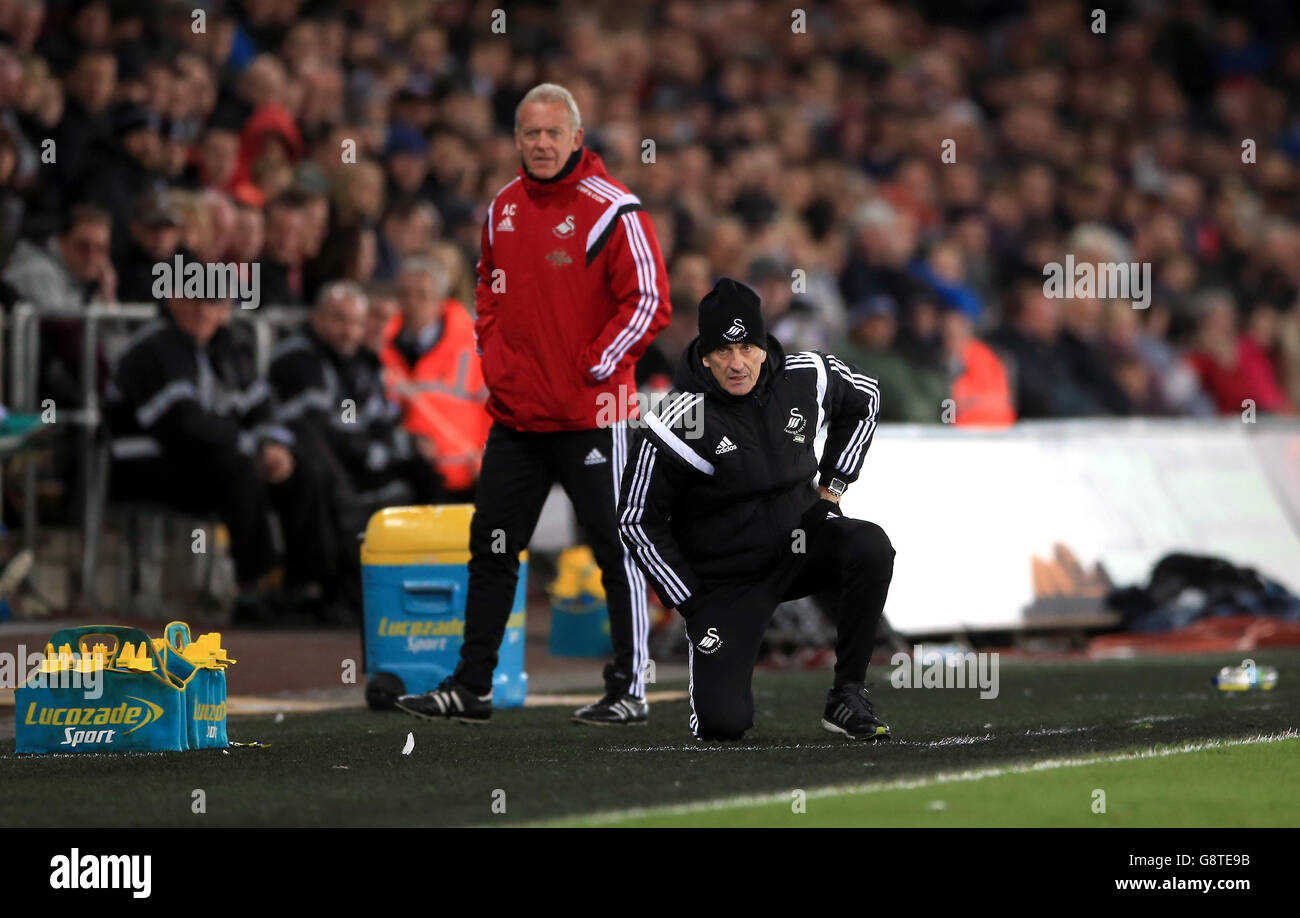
828, 478, 847, 496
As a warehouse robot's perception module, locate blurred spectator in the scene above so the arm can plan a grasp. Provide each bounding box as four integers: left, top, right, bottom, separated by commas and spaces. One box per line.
1278, 301, 1300, 408
840, 201, 927, 327
306, 223, 377, 303
362, 284, 399, 355
1103, 301, 1215, 416
105, 294, 351, 625
39, 47, 115, 225
383, 125, 433, 200
749, 255, 826, 353
329, 157, 384, 228
189, 122, 241, 193
1186, 290, 1293, 415
115, 189, 183, 304
989, 280, 1107, 419
911, 239, 985, 326
269, 281, 441, 533
834, 297, 948, 424
259, 192, 306, 306
85, 102, 167, 239
374, 198, 439, 282
379, 256, 490, 499
941, 304, 1015, 427
0, 126, 26, 268
228, 199, 265, 265
3, 204, 113, 407
669, 252, 714, 306
0, 39, 38, 196
636, 288, 699, 392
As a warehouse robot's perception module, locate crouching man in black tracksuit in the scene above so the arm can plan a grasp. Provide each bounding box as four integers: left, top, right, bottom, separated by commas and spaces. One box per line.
618, 278, 896, 741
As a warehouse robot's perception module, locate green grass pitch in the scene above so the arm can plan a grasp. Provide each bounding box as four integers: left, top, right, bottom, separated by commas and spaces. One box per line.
1, 651, 1296, 827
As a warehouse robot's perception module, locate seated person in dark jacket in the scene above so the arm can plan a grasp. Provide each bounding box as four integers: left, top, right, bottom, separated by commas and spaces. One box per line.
268, 280, 441, 530
104, 294, 350, 624
115, 189, 185, 305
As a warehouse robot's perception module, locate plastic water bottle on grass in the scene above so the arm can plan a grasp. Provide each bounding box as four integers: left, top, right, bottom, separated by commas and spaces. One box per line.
1213, 658, 1278, 691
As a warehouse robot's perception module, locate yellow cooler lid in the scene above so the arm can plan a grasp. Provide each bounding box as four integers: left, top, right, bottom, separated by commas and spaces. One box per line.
361, 504, 529, 566
364, 505, 477, 552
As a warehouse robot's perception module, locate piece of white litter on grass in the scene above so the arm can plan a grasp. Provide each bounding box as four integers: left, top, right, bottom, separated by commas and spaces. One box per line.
927, 800, 947, 811
274, 712, 285, 723
221, 750, 229, 755
333, 765, 349, 770
402, 732, 415, 755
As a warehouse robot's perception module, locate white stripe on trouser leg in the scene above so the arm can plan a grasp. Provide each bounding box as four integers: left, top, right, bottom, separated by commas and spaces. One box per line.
687, 639, 700, 737
611, 422, 649, 698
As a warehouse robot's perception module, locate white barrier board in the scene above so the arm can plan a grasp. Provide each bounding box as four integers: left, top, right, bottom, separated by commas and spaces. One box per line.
843, 420, 1300, 635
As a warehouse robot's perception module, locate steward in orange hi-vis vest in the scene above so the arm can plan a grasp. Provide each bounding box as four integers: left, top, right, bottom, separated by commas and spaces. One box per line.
379, 299, 491, 493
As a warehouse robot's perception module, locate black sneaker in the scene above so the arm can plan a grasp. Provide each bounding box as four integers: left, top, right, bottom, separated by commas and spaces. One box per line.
822, 682, 890, 740
571, 692, 648, 726
395, 678, 492, 724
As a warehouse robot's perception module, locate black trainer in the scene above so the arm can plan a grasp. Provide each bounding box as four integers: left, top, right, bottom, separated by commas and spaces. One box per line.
822, 682, 890, 740
571, 692, 649, 726
395, 678, 492, 724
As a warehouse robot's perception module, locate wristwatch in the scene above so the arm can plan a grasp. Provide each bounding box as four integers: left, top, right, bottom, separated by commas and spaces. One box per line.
826, 478, 848, 498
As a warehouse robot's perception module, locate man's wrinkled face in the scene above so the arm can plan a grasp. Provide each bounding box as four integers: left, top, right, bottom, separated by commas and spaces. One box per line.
515, 100, 583, 180
313, 292, 367, 358
702, 341, 766, 396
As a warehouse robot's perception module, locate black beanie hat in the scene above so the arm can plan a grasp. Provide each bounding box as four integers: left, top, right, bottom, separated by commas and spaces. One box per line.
698, 277, 766, 354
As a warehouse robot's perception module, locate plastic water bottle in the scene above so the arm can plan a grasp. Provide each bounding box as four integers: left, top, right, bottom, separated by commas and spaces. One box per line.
1213, 658, 1278, 691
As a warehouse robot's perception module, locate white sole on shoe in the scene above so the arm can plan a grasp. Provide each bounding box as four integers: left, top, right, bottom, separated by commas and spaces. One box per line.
821, 718, 890, 740
395, 702, 490, 725
570, 716, 648, 726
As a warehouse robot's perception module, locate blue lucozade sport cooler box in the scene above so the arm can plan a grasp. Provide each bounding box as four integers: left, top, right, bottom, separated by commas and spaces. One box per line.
361, 505, 527, 710
15, 622, 235, 754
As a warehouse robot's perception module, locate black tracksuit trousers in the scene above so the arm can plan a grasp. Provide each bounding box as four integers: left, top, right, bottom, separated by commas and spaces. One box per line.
454, 421, 649, 698
111, 442, 344, 592
685, 514, 895, 740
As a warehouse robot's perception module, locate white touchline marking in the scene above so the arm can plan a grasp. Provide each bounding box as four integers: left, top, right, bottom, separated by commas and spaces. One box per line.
564, 730, 1300, 825
601, 743, 845, 753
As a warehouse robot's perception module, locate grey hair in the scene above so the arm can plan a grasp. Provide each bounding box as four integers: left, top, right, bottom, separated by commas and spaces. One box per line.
399, 256, 449, 297
515, 82, 582, 134
315, 279, 368, 311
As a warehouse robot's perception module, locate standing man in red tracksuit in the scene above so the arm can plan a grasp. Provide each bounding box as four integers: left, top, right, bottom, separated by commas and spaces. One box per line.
397, 83, 671, 726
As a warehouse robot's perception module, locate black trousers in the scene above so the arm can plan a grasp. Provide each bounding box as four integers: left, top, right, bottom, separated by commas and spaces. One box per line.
685, 515, 895, 740
112, 442, 343, 592
454, 421, 649, 698
291, 423, 444, 557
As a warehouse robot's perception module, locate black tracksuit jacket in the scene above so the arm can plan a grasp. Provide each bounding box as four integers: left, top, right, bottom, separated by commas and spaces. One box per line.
267, 326, 412, 484
617, 334, 881, 609
104, 316, 292, 464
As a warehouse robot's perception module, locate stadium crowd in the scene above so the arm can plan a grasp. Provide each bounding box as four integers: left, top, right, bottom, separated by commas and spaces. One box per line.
1, 0, 1299, 618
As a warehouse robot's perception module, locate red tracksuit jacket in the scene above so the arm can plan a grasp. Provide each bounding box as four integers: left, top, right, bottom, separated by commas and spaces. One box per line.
473, 147, 671, 431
